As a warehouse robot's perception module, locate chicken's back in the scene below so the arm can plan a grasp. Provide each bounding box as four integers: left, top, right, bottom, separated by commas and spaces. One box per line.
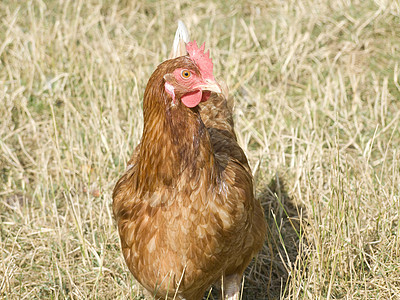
199, 91, 251, 174
199, 92, 266, 278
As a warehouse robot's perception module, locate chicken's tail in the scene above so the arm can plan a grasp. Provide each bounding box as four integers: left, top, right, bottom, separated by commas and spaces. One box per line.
170, 20, 190, 58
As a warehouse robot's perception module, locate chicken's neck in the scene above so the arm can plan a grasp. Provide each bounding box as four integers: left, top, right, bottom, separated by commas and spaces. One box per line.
135, 88, 220, 195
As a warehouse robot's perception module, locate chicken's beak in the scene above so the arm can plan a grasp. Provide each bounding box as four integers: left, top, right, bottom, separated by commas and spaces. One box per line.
196, 79, 222, 94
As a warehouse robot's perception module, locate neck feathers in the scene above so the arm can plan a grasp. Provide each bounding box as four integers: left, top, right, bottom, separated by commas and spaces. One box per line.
135, 66, 217, 195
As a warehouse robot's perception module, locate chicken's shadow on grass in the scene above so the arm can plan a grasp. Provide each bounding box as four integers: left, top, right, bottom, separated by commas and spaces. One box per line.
243, 174, 306, 300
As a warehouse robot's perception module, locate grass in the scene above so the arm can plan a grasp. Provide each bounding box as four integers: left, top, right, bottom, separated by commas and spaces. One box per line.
1, 0, 400, 299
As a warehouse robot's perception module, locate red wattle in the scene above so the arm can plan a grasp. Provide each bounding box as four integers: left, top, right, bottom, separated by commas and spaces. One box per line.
181, 90, 202, 108
201, 91, 211, 102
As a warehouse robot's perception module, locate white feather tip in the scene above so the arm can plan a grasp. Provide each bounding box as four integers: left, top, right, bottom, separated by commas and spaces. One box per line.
170, 20, 190, 58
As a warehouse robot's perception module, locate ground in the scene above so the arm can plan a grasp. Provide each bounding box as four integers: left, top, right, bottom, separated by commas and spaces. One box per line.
1, 0, 400, 299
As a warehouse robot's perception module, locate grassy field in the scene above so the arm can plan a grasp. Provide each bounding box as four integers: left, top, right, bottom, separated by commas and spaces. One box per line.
1, 0, 400, 299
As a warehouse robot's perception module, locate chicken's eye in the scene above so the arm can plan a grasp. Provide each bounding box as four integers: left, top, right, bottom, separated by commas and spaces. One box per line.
181, 70, 191, 79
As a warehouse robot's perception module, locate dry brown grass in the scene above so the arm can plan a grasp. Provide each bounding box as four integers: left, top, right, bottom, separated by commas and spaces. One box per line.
1, 0, 400, 299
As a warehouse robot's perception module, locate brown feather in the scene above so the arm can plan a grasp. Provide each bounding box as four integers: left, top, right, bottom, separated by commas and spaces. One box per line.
113, 55, 266, 300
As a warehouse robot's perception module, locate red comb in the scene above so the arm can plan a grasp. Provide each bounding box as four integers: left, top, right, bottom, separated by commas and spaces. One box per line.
186, 41, 215, 81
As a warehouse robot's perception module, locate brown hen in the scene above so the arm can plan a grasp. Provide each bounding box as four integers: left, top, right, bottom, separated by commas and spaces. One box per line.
113, 23, 266, 300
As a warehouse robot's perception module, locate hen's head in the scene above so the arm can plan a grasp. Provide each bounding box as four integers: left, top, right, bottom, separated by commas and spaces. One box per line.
163, 41, 221, 108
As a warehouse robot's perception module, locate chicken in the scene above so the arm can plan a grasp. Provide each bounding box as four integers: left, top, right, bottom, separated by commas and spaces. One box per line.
112, 22, 266, 300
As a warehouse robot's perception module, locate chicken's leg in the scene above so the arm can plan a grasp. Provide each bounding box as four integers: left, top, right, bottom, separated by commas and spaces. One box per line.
223, 274, 242, 300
